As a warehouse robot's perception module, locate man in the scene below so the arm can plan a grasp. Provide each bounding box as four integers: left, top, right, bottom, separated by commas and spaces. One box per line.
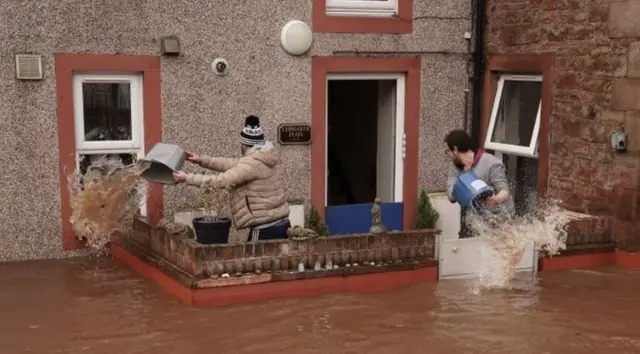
444, 129, 514, 238
172, 115, 291, 241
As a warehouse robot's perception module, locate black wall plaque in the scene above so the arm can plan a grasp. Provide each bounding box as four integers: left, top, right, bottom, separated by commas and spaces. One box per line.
278, 123, 312, 145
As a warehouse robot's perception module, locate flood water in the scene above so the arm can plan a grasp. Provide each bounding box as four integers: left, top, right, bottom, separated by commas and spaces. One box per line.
1, 258, 639, 354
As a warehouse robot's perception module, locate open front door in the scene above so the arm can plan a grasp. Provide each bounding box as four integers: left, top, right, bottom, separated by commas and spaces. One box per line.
324, 74, 405, 235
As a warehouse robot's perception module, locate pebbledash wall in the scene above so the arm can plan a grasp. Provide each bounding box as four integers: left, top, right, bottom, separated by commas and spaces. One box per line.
0, 1, 472, 261
484, 0, 640, 250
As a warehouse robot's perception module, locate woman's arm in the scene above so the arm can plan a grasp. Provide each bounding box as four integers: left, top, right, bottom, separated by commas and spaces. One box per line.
186, 160, 256, 188
198, 156, 239, 172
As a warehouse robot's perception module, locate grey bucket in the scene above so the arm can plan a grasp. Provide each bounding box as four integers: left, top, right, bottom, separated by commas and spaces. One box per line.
139, 143, 187, 185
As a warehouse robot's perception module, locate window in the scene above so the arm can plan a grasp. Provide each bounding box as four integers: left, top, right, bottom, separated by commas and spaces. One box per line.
72, 74, 146, 213
326, 0, 397, 17
73, 74, 143, 152
485, 74, 543, 216
485, 74, 542, 158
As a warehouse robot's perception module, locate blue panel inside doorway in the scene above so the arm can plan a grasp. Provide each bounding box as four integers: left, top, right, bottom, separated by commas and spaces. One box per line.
325, 202, 403, 235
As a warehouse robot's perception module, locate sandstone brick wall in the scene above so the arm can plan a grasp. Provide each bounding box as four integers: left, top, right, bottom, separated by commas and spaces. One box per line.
131, 218, 438, 278
564, 214, 611, 247
486, 0, 640, 250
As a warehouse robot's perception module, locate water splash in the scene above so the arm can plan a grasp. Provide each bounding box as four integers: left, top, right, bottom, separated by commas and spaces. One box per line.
466, 197, 587, 291
68, 155, 149, 250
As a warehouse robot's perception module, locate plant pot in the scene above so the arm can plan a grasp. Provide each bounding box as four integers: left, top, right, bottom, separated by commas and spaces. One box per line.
174, 209, 216, 232
192, 216, 231, 245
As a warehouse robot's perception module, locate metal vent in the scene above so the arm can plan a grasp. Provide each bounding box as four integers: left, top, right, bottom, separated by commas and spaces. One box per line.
15, 54, 43, 80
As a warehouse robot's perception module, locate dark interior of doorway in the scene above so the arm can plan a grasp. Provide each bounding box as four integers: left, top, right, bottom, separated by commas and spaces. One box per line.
327, 79, 393, 207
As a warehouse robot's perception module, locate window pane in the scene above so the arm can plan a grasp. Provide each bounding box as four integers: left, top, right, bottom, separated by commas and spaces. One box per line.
78, 153, 136, 189
502, 153, 538, 216
491, 80, 542, 147
82, 82, 133, 142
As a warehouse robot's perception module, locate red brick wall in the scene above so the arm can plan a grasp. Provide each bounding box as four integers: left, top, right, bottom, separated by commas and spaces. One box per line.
485, 0, 640, 250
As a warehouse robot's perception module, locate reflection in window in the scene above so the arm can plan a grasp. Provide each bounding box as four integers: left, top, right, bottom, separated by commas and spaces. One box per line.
491, 80, 542, 148
82, 83, 133, 142
500, 153, 538, 216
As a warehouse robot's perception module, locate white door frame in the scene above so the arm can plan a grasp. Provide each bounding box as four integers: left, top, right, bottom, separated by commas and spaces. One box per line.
325, 73, 406, 207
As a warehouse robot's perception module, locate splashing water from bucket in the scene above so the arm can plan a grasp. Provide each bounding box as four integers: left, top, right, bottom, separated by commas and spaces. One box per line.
68, 155, 150, 250
465, 197, 586, 291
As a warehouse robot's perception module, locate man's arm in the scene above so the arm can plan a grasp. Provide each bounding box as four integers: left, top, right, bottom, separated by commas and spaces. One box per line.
487, 163, 511, 204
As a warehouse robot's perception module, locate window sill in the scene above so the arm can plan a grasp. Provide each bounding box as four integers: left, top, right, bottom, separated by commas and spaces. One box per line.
313, 0, 413, 34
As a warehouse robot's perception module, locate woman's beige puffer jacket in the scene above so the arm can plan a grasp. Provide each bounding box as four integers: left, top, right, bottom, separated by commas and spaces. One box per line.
185, 141, 290, 230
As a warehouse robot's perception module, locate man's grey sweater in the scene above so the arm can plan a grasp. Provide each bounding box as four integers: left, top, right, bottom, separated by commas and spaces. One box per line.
446, 152, 515, 216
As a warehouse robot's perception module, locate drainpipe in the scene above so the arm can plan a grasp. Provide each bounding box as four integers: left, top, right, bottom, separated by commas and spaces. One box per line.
470, 0, 485, 147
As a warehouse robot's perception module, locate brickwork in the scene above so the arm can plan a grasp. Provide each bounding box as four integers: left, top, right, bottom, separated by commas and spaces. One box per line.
486, 0, 640, 251
564, 214, 611, 248
131, 218, 438, 279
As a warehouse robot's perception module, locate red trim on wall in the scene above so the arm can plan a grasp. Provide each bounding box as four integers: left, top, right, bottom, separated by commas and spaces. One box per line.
55, 54, 163, 250
312, 0, 413, 34
539, 252, 615, 272
311, 56, 421, 229
110, 242, 437, 308
616, 250, 640, 269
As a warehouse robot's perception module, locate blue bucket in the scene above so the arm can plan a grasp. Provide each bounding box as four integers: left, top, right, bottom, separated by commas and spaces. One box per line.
453, 171, 494, 208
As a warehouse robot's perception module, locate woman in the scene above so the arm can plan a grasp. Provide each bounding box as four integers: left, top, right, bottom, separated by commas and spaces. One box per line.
172, 115, 291, 241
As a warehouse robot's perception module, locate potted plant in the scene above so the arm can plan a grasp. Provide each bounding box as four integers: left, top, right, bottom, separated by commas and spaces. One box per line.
414, 189, 439, 229
191, 180, 233, 245
306, 205, 329, 236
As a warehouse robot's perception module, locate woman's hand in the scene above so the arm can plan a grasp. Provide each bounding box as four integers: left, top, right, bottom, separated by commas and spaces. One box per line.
186, 152, 201, 164
172, 171, 187, 183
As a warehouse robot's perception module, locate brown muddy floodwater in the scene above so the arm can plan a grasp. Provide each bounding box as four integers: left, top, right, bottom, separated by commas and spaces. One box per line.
1, 258, 639, 354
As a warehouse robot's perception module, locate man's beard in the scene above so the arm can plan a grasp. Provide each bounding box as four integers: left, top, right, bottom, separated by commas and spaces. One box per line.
454, 160, 465, 170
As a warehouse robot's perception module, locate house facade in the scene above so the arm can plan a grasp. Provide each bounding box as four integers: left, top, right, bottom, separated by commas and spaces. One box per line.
0, 0, 473, 261
483, 0, 640, 250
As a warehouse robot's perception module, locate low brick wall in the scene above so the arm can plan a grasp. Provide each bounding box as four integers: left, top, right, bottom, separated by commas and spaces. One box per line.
131, 217, 438, 279
564, 215, 612, 248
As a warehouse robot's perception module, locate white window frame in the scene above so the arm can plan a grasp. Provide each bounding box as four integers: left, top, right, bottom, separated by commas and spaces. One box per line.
72, 73, 147, 215
484, 74, 542, 158
326, 0, 397, 17
73, 74, 143, 153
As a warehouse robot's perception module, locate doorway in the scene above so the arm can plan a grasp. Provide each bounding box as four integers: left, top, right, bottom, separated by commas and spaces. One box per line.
325, 74, 405, 235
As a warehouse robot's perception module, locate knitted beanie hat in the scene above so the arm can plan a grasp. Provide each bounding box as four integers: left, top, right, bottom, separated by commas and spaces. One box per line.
239, 115, 265, 146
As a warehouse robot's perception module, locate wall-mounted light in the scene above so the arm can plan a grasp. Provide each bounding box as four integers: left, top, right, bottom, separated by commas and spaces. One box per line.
280, 20, 313, 56
161, 36, 180, 56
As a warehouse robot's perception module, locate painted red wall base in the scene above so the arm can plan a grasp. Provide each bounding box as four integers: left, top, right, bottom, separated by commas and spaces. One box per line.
111, 243, 639, 307
616, 250, 640, 270
539, 252, 616, 272
110, 243, 438, 308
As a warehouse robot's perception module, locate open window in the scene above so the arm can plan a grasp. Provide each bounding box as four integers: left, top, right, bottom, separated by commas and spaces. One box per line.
326, 0, 397, 17
484, 74, 542, 158
484, 74, 543, 216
